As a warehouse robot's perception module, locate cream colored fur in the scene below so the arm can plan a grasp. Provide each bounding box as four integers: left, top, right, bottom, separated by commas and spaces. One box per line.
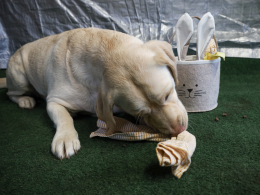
4, 28, 188, 159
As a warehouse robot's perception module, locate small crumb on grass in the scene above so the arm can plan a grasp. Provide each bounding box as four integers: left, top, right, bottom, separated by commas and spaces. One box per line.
215, 117, 219, 122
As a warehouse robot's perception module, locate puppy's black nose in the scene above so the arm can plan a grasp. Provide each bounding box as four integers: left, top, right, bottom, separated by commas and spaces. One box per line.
188, 89, 193, 92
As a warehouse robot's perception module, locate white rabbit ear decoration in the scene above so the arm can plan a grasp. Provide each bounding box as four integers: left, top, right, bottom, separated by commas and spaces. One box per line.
176, 13, 194, 61
196, 12, 215, 60
175, 12, 217, 61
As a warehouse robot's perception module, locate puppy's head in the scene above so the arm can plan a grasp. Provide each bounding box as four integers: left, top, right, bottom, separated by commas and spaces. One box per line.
96, 40, 188, 137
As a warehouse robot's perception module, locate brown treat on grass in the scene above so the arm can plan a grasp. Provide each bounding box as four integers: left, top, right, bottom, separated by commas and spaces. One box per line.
215, 117, 219, 122
223, 113, 227, 116
243, 115, 247, 119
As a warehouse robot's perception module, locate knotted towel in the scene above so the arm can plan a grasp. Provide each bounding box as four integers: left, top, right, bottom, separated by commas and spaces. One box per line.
90, 116, 196, 178
156, 131, 196, 178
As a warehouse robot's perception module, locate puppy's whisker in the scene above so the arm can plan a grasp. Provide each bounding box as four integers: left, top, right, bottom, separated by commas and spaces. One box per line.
188, 117, 197, 130
187, 122, 193, 130
188, 119, 198, 129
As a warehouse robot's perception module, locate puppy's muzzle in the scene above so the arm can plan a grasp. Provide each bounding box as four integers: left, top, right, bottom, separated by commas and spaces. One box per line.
171, 125, 186, 137
170, 114, 187, 137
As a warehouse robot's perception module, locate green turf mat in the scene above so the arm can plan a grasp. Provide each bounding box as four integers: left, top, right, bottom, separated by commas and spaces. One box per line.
0, 57, 260, 195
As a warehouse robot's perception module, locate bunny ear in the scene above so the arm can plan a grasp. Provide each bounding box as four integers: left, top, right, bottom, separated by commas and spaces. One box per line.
197, 12, 215, 60
176, 13, 193, 61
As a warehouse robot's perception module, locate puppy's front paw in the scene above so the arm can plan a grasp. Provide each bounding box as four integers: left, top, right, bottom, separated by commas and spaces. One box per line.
51, 130, 81, 160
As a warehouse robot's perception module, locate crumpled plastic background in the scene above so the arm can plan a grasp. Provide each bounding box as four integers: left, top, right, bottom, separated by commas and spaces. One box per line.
0, 0, 260, 68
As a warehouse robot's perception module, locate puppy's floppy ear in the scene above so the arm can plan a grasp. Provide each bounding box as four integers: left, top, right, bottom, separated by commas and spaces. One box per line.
95, 80, 116, 135
146, 41, 179, 85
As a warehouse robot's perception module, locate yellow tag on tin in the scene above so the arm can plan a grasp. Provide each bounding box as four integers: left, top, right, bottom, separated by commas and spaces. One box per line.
204, 52, 225, 61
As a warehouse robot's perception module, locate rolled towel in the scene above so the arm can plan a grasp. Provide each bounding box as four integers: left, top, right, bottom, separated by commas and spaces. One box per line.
90, 116, 196, 178
156, 131, 196, 178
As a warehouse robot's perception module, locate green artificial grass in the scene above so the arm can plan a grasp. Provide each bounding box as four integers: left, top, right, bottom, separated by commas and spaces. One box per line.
0, 57, 260, 195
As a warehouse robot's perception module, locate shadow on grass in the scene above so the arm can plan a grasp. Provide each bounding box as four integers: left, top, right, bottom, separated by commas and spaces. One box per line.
144, 161, 178, 180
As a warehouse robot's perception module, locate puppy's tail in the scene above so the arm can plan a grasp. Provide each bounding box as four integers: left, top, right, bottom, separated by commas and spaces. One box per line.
0, 78, 7, 88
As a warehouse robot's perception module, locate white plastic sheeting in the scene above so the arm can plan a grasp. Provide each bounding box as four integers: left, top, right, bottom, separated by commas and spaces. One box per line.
0, 0, 259, 68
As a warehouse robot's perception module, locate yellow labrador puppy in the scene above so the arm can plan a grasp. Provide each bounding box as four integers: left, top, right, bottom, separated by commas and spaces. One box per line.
0, 28, 188, 159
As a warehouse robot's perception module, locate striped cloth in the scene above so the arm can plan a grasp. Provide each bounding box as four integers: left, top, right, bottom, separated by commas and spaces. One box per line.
90, 116, 196, 178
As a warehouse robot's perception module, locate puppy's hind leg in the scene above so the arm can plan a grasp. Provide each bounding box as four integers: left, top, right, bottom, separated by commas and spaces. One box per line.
47, 101, 81, 160
9, 95, 36, 109
6, 55, 36, 109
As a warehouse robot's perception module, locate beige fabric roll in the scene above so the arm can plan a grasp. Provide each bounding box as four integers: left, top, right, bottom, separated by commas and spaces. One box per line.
90, 116, 196, 178
156, 131, 196, 178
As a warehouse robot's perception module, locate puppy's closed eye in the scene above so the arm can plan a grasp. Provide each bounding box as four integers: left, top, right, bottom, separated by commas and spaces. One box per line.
164, 89, 172, 102
165, 94, 169, 101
